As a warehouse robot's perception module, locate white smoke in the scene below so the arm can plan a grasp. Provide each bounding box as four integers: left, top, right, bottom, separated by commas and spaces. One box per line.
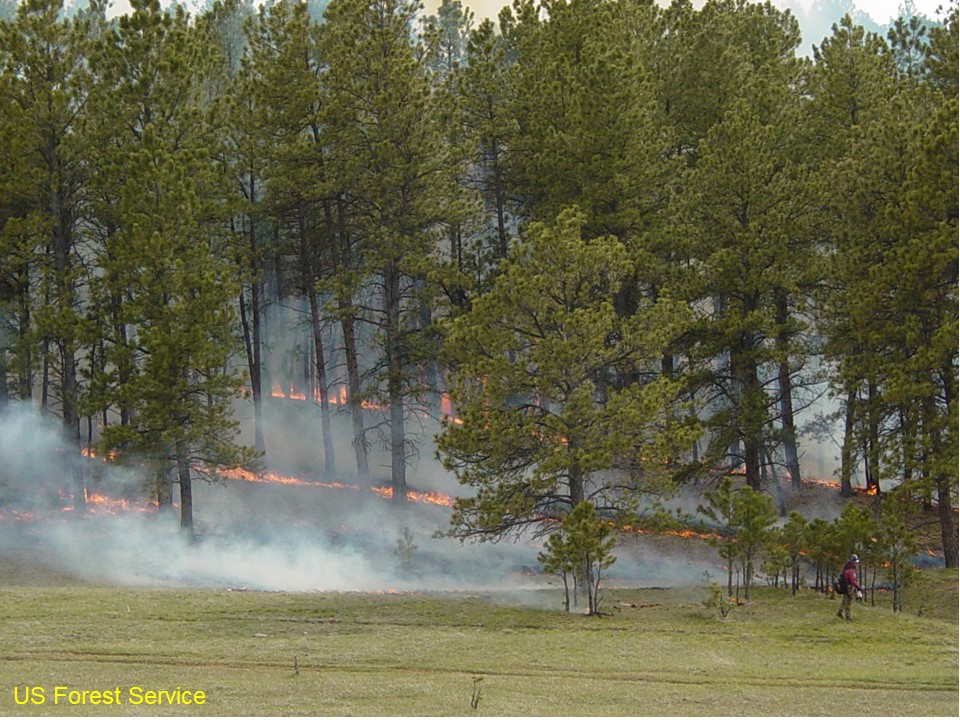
0, 405, 736, 595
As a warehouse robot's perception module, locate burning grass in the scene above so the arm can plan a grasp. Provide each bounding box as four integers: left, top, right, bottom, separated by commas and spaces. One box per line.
0, 561, 955, 717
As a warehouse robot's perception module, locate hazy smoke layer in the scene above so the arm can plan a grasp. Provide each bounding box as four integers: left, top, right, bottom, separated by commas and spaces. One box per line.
0, 407, 726, 594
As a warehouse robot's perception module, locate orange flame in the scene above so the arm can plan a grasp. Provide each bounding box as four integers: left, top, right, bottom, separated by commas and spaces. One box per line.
83, 490, 159, 515
219, 468, 457, 507
617, 522, 721, 542
217, 467, 361, 492
81, 447, 117, 461
369, 485, 456, 507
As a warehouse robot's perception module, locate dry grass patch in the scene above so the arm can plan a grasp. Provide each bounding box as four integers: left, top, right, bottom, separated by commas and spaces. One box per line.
0, 573, 956, 716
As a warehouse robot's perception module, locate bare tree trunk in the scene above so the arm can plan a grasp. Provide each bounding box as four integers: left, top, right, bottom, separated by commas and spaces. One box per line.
297, 208, 335, 473
336, 198, 368, 480
924, 381, 958, 568
340, 299, 368, 480
840, 386, 856, 497
176, 441, 193, 534
156, 463, 173, 509
0, 346, 6, 408
865, 380, 880, 494
732, 313, 762, 491
52, 180, 83, 510
308, 283, 335, 473
236, 218, 265, 454
238, 290, 264, 452
774, 293, 802, 489
490, 138, 509, 261
416, 273, 438, 414
385, 261, 406, 503
16, 264, 32, 402
247, 181, 265, 453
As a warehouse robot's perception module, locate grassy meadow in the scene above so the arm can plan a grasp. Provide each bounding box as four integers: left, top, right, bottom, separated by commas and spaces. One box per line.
0, 559, 956, 717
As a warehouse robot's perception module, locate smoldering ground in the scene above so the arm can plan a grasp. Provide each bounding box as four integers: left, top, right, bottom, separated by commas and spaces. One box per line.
0, 406, 731, 596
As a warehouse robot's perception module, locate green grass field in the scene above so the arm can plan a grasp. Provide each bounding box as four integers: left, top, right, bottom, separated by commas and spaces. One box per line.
0, 562, 956, 717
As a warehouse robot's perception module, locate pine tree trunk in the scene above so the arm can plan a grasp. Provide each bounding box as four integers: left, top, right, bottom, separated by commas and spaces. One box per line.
340, 299, 368, 481
298, 208, 335, 473
307, 279, 335, 473
416, 273, 438, 414
726, 550, 734, 597
237, 197, 266, 454
52, 182, 83, 510
250, 277, 264, 453
926, 388, 958, 567
384, 261, 406, 503
865, 380, 881, 493
41, 336, 49, 413
156, 464, 173, 509
732, 319, 762, 490
840, 386, 856, 497
16, 265, 31, 401
490, 137, 509, 260
238, 289, 265, 453
335, 198, 368, 480
176, 441, 193, 534
247, 186, 265, 450
0, 346, 6, 408
774, 293, 802, 489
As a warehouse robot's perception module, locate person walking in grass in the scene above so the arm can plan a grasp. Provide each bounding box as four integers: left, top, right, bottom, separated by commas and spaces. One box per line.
836, 554, 864, 621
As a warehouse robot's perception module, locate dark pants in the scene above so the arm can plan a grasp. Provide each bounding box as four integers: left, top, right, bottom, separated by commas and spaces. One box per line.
837, 587, 854, 620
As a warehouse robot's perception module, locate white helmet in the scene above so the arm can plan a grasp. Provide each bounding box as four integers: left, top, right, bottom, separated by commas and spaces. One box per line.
849, 554, 860, 563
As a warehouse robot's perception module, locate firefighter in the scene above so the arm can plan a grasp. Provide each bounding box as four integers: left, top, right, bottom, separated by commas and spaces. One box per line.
836, 554, 864, 621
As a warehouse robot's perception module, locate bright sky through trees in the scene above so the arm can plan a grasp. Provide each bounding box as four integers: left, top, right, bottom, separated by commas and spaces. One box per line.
848, 0, 945, 23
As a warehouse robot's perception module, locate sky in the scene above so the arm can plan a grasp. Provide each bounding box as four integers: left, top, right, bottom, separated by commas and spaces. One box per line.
418, 0, 949, 25
101, 0, 951, 26
795, 0, 947, 24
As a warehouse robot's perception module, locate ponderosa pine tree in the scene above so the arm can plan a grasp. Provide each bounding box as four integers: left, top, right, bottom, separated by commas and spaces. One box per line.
322, 0, 454, 503
807, 16, 897, 498
0, 0, 100, 509
0, 32, 44, 409
504, 0, 661, 245
450, 15, 518, 300
438, 209, 695, 540
652, 0, 821, 496
88, 0, 256, 531
245, 0, 339, 471
202, 0, 271, 455
670, 66, 816, 493
813, 10, 957, 568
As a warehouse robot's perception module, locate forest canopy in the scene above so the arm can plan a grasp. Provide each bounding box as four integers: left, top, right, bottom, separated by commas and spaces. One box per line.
0, 0, 955, 565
